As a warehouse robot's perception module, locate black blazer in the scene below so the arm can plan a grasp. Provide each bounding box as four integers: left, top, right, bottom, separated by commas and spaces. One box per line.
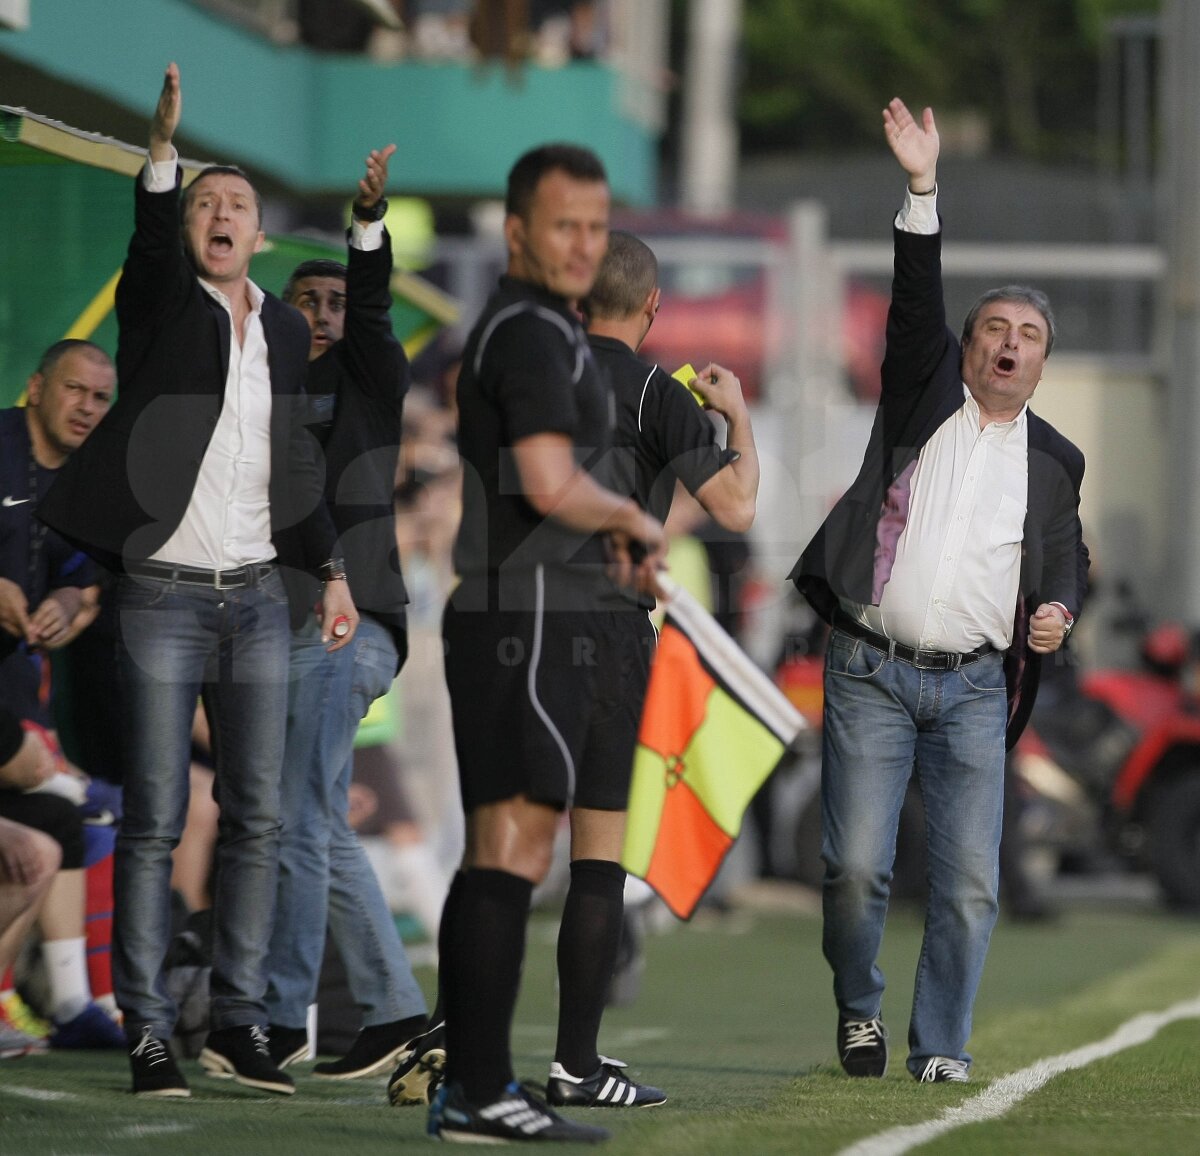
790, 222, 1088, 746
38, 170, 335, 581
283, 228, 410, 667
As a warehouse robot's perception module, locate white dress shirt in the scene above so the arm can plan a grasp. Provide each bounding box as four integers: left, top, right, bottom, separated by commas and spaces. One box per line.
845, 185, 1029, 653
142, 152, 275, 570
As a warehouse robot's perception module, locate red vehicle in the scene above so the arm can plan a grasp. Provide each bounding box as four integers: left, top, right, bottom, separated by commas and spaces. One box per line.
609, 209, 889, 404
1029, 620, 1200, 909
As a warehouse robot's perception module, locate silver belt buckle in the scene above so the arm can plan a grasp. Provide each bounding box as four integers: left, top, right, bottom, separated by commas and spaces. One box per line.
213, 567, 241, 591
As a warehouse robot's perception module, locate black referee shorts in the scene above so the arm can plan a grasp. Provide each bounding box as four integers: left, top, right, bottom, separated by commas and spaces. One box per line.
443, 571, 655, 813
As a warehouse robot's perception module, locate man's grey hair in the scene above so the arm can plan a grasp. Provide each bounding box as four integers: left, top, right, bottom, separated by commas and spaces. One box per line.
961, 285, 1056, 357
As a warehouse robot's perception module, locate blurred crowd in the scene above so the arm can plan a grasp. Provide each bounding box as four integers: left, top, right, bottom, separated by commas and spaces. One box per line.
199, 0, 610, 66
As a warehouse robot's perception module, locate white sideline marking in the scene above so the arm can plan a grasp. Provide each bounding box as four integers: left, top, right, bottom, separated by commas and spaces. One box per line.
0, 1085, 74, 1101
116, 1122, 193, 1138
840, 994, 1200, 1156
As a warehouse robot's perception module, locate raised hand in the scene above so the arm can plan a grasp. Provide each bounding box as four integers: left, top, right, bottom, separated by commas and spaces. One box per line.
689, 362, 747, 420
882, 97, 938, 193
356, 144, 397, 212
149, 62, 181, 161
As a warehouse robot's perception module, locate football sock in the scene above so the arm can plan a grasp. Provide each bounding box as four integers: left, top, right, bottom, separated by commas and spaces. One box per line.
554, 858, 626, 1076
441, 867, 532, 1104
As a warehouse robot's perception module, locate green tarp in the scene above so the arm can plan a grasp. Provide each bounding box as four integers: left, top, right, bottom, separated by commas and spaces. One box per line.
0, 106, 457, 404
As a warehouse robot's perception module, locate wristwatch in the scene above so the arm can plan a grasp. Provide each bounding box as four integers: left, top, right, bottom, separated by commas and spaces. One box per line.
352, 197, 388, 223
1050, 602, 1075, 637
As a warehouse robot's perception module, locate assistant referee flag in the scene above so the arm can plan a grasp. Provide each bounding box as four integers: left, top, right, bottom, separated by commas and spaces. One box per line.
622, 576, 806, 919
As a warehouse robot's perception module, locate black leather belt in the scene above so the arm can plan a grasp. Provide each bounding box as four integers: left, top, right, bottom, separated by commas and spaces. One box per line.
833, 611, 994, 671
125, 559, 277, 590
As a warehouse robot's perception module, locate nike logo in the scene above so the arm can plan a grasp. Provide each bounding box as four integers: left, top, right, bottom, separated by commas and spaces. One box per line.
2, 496, 31, 507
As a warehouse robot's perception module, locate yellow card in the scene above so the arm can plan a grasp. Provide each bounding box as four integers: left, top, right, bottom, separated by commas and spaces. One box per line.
671, 363, 707, 407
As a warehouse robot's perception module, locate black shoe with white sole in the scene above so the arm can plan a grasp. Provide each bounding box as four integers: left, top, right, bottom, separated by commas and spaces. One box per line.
200, 1025, 295, 1094
546, 1056, 666, 1108
313, 1016, 428, 1080
837, 1015, 888, 1077
266, 1024, 309, 1070
429, 1080, 610, 1144
129, 1026, 190, 1098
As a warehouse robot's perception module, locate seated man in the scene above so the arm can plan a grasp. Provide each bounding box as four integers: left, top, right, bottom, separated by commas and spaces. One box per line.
0, 338, 114, 707
0, 707, 62, 1058
0, 340, 122, 1049
0, 719, 124, 1050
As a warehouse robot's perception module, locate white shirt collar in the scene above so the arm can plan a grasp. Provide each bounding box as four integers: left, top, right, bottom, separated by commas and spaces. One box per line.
962, 383, 1028, 436
198, 276, 265, 315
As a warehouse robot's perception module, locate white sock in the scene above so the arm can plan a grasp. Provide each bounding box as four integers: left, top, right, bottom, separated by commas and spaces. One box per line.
94, 992, 119, 1018
41, 937, 91, 1024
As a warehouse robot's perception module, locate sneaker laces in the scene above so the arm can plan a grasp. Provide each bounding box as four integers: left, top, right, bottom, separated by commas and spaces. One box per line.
131, 1026, 168, 1066
249, 1025, 271, 1057
920, 1056, 970, 1083
843, 1019, 884, 1051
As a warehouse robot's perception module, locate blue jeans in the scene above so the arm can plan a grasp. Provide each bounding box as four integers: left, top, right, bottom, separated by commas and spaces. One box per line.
820, 628, 1006, 1073
113, 567, 290, 1038
264, 615, 427, 1030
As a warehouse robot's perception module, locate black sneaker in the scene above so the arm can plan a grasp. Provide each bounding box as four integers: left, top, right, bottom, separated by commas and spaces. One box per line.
199, 1025, 295, 1094
429, 1080, 610, 1144
267, 1024, 309, 1070
313, 1016, 427, 1080
387, 1020, 446, 1106
129, 1026, 190, 1098
916, 1056, 970, 1083
837, 1015, 888, 1077
546, 1056, 666, 1108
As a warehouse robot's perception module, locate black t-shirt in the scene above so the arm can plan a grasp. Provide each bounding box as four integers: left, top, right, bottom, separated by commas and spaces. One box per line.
453, 277, 613, 584
0, 409, 95, 664
588, 335, 734, 528
587, 335, 737, 610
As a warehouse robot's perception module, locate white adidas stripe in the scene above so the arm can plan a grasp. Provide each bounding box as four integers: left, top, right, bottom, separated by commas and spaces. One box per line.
479, 1096, 553, 1135
595, 1076, 637, 1105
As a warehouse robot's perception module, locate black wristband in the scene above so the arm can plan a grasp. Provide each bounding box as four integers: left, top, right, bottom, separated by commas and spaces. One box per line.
352, 197, 388, 223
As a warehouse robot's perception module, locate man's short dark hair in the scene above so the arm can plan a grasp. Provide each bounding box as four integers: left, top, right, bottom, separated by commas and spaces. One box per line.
35, 339, 113, 378
505, 143, 607, 221
182, 164, 263, 225
282, 259, 348, 304
961, 286, 1057, 357
581, 230, 657, 321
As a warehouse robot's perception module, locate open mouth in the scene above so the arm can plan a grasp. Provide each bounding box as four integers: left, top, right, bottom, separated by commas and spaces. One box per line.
207, 232, 234, 256
996, 355, 1016, 374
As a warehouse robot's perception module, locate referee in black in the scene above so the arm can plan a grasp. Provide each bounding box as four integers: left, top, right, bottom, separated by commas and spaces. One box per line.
583, 229, 759, 557
428, 146, 665, 1144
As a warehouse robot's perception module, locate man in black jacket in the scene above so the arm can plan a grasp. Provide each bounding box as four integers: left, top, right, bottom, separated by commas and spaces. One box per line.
262, 144, 431, 1083
790, 98, 1087, 1086
38, 64, 356, 1099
